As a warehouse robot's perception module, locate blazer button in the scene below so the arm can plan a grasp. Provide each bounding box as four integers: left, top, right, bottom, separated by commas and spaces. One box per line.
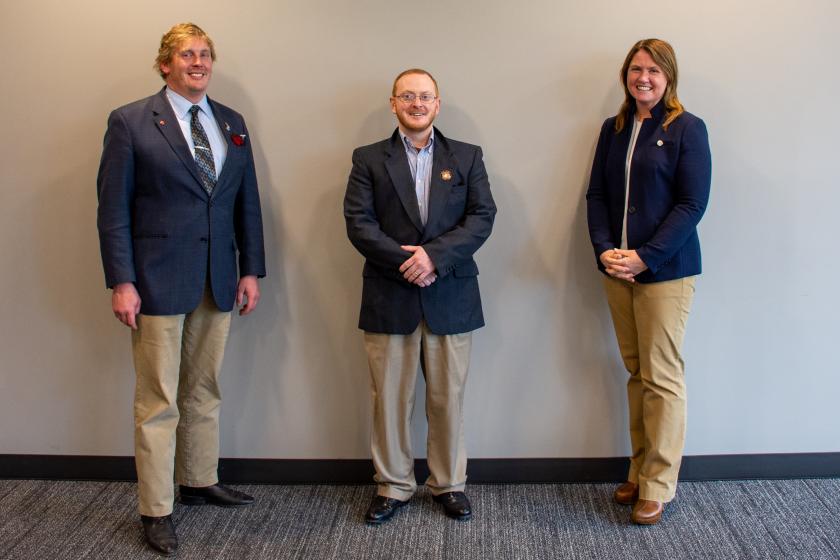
200, 237, 208, 243
628, 206, 637, 214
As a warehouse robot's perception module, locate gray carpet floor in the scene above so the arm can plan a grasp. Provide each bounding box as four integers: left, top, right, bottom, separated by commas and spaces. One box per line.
1, 479, 838, 559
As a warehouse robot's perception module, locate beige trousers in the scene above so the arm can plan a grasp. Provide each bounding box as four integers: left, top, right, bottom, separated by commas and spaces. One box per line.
603, 275, 695, 503
364, 322, 472, 501
131, 288, 231, 516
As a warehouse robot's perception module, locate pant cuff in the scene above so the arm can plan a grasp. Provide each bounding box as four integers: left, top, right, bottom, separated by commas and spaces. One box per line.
176, 475, 219, 488
139, 505, 174, 517
429, 483, 467, 496
639, 489, 675, 503
377, 485, 414, 501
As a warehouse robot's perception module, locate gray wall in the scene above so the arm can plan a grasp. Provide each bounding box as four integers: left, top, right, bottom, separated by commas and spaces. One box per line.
1, 0, 838, 459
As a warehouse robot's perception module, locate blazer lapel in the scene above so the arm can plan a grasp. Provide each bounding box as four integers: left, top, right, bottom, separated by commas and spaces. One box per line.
425, 129, 457, 234
207, 97, 236, 199
384, 131, 424, 233
151, 89, 208, 198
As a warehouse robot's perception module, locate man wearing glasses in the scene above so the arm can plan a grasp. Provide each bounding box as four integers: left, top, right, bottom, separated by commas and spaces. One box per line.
344, 68, 496, 524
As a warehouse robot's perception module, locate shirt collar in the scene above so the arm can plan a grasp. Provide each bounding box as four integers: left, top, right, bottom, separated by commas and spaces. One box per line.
399, 128, 435, 152
165, 87, 211, 120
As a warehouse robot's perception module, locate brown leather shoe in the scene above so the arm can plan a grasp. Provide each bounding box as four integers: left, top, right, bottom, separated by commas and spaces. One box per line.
613, 481, 639, 505
631, 499, 664, 525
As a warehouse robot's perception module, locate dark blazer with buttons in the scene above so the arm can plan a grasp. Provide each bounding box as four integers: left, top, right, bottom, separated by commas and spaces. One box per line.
586, 101, 711, 283
344, 128, 496, 335
97, 88, 266, 315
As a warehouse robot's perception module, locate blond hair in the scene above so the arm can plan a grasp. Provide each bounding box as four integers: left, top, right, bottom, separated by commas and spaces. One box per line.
154, 23, 216, 80
615, 38, 684, 133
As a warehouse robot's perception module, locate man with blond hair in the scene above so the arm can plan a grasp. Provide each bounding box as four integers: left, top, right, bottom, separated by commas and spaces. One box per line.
344, 68, 496, 524
97, 22, 265, 555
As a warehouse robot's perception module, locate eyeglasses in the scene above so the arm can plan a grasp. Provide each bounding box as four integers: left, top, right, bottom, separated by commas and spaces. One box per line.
395, 92, 437, 104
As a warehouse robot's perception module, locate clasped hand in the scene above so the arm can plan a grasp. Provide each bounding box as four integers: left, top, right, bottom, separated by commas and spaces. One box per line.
600, 249, 648, 282
399, 245, 437, 287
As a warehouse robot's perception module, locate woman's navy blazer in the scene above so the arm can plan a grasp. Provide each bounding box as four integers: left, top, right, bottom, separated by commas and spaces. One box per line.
586, 101, 711, 283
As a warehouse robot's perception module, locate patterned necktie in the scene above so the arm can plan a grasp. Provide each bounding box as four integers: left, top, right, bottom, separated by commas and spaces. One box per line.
190, 105, 216, 194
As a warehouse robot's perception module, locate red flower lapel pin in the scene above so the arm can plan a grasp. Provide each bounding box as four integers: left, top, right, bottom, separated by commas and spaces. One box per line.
231, 133, 246, 146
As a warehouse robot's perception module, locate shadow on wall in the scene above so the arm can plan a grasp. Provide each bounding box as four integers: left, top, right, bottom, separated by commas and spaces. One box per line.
25, 86, 143, 453
544, 85, 634, 454
210, 72, 296, 454
463, 75, 632, 456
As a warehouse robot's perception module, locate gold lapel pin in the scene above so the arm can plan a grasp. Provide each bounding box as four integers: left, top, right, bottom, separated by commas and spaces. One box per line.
440, 169, 453, 181
159, 119, 166, 126
656, 139, 664, 146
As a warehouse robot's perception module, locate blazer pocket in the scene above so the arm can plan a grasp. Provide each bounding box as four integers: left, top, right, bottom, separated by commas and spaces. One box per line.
448, 184, 468, 205
648, 139, 678, 177
132, 233, 169, 239
452, 261, 479, 277
363, 262, 404, 281
650, 139, 676, 157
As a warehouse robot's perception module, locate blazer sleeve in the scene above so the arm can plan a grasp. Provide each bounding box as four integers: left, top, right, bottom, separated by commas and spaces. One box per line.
635, 117, 711, 273
96, 109, 137, 288
422, 146, 497, 277
234, 120, 266, 278
585, 118, 616, 263
344, 148, 414, 269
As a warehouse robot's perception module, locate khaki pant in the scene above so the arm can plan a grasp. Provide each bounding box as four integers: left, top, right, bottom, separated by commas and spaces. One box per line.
131, 288, 231, 516
364, 322, 472, 501
603, 275, 695, 503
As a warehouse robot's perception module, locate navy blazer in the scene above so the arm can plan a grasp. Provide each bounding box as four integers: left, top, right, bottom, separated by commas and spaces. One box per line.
344, 128, 496, 335
97, 88, 266, 315
586, 101, 711, 283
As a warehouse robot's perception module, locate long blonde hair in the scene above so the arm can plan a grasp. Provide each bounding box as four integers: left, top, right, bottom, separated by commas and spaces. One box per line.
614, 38, 683, 133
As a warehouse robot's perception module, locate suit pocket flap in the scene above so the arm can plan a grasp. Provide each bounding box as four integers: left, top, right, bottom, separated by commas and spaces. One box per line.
363, 262, 404, 281
452, 261, 479, 277
133, 233, 168, 239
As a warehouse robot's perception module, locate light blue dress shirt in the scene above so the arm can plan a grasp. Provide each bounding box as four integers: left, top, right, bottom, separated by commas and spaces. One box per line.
399, 129, 434, 225
165, 87, 227, 175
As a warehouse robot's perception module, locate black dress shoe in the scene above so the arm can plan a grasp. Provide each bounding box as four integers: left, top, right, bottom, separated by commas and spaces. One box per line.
365, 495, 408, 524
179, 484, 254, 506
433, 491, 472, 520
141, 515, 177, 556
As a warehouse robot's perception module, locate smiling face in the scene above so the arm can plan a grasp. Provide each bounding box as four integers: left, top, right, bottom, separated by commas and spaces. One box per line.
160, 37, 213, 103
390, 72, 440, 136
625, 49, 667, 116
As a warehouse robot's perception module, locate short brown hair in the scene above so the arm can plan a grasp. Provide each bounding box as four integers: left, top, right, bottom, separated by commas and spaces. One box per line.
615, 38, 684, 132
391, 68, 439, 97
154, 23, 216, 80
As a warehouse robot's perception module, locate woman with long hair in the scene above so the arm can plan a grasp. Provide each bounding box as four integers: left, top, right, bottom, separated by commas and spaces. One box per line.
586, 38, 712, 524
